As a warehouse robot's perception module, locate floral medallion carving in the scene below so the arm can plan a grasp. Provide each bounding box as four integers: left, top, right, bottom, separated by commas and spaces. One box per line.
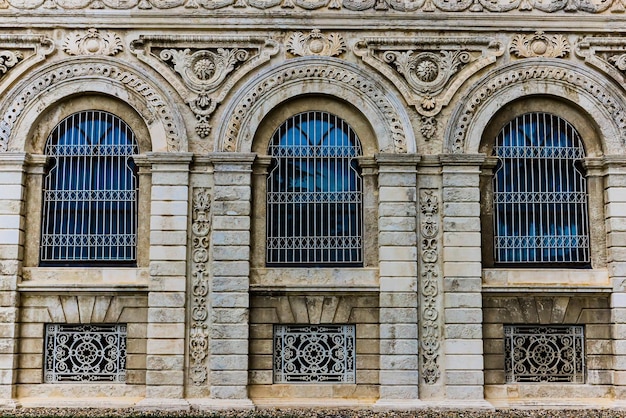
354, 37, 504, 116
419, 189, 441, 385
222, 61, 408, 154
449, 63, 626, 153
63, 28, 123, 56
287, 30, 346, 57
131, 36, 279, 139
0, 61, 182, 152
510, 32, 569, 58
189, 187, 212, 386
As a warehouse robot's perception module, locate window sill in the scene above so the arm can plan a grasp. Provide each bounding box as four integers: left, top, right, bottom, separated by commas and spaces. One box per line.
482, 268, 610, 292
20, 267, 149, 292
251, 267, 378, 292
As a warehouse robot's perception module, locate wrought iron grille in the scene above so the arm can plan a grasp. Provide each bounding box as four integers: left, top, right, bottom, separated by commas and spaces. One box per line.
493, 112, 589, 264
44, 323, 127, 383
40, 111, 138, 263
266, 111, 363, 266
504, 325, 584, 383
273, 324, 356, 383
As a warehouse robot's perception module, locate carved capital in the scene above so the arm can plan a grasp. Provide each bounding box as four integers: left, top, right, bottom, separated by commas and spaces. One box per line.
354, 37, 503, 116
510, 32, 570, 58
63, 28, 123, 56
287, 29, 346, 57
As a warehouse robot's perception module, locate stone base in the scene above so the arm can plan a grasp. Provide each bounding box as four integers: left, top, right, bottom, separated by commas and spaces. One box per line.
373, 399, 429, 410
189, 398, 255, 410
19, 397, 140, 409
490, 398, 614, 410
0, 399, 20, 410
255, 398, 374, 409
374, 399, 493, 410
134, 398, 190, 411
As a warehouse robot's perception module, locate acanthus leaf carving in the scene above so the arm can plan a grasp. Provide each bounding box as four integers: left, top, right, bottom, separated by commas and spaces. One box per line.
131, 35, 279, 139
287, 29, 346, 57
510, 31, 570, 58
189, 187, 212, 386
63, 28, 123, 56
354, 37, 503, 116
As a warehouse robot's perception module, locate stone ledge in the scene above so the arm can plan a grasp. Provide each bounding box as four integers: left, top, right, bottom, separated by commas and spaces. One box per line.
134, 398, 190, 411
190, 398, 255, 410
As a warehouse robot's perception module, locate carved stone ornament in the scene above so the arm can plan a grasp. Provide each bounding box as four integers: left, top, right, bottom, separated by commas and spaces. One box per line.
222, 61, 408, 153
63, 28, 123, 56
0, 0, 622, 12
287, 30, 346, 57
450, 63, 626, 153
131, 36, 279, 139
576, 37, 626, 83
354, 37, 504, 116
510, 32, 570, 58
0, 35, 53, 81
189, 187, 212, 386
0, 61, 182, 152
420, 116, 437, 141
419, 189, 441, 385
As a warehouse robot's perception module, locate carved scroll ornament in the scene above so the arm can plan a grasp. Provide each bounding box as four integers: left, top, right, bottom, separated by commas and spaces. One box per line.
510, 32, 570, 58
576, 37, 626, 83
0, 35, 53, 82
63, 28, 123, 56
287, 30, 346, 57
131, 36, 279, 139
354, 37, 504, 116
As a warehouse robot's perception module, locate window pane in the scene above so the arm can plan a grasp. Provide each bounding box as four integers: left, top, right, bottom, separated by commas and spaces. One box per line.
266, 111, 363, 266
493, 112, 589, 264
40, 110, 138, 263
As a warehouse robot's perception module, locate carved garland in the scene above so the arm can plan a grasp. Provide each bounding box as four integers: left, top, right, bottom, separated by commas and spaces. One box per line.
222, 63, 407, 153
450, 65, 626, 153
0, 62, 182, 152
419, 189, 441, 385
189, 187, 212, 386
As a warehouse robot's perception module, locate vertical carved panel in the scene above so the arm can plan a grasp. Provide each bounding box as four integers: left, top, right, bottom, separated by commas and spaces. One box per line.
189, 187, 212, 386
419, 189, 441, 384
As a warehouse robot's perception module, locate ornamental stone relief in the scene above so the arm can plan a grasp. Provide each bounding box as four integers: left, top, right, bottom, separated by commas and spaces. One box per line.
510, 32, 569, 58
189, 187, 212, 386
419, 189, 441, 385
287, 30, 346, 57
63, 28, 123, 56
0, 0, 622, 11
576, 37, 626, 83
354, 37, 504, 116
131, 36, 279, 139
0, 35, 53, 80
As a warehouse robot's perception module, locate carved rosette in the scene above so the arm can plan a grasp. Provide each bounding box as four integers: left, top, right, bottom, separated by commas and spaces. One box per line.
131, 36, 279, 139
510, 32, 570, 58
419, 189, 441, 385
63, 28, 123, 56
354, 37, 503, 116
287, 30, 346, 57
189, 187, 212, 386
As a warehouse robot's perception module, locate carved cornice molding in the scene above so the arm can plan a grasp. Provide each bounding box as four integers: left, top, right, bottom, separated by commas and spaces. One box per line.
0, 59, 183, 152
221, 60, 408, 154
449, 62, 626, 153
0, 0, 623, 11
354, 37, 504, 116
63, 28, 123, 56
510, 32, 570, 58
0, 35, 53, 81
287, 30, 346, 58
130, 35, 279, 139
576, 37, 626, 84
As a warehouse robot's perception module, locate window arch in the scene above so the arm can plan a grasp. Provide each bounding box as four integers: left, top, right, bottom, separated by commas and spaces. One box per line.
493, 112, 589, 265
266, 111, 363, 266
40, 110, 139, 264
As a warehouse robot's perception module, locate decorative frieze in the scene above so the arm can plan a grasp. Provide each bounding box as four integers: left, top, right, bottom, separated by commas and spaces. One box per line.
63, 28, 123, 56
419, 189, 441, 385
354, 37, 503, 116
287, 30, 346, 57
510, 32, 569, 58
189, 187, 212, 386
131, 36, 279, 139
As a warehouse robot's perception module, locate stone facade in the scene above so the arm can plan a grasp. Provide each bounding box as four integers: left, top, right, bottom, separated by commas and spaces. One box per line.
0, 4, 624, 410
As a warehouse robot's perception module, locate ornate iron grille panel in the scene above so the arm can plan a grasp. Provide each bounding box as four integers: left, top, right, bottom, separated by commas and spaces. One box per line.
493, 112, 589, 264
41, 110, 138, 263
504, 325, 584, 383
273, 324, 356, 383
267, 111, 363, 266
44, 323, 127, 383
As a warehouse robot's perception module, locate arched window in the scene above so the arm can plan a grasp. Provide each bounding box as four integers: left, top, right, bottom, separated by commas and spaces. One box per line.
40, 111, 138, 264
266, 111, 363, 266
493, 112, 589, 264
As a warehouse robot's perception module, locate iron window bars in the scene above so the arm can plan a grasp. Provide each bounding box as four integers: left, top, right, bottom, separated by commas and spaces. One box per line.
266, 111, 363, 266
40, 110, 138, 264
493, 112, 589, 264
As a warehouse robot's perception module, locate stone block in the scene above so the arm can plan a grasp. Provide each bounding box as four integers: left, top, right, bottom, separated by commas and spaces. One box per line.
209, 385, 248, 399
443, 202, 480, 217
379, 261, 417, 277
212, 276, 249, 292
210, 339, 249, 355
213, 170, 251, 186
149, 276, 187, 292
0, 230, 20, 246
379, 232, 417, 247
379, 276, 417, 292
212, 231, 250, 246
150, 215, 188, 231
151, 185, 189, 201
146, 339, 185, 354
379, 324, 418, 339
213, 246, 250, 261
211, 293, 249, 308
379, 217, 416, 232
444, 293, 482, 309
149, 246, 187, 261
211, 308, 248, 324
379, 246, 418, 261
378, 186, 416, 202
380, 339, 418, 355
210, 324, 248, 339
443, 262, 482, 277
445, 308, 483, 324
443, 187, 480, 202
445, 385, 484, 400
146, 354, 184, 370
378, 385, 418, 399
444, 339, 484, 355
378, 202, 417, 218
210, 355, 249, 371
379, 293, 417, 308
444, 277, 482, 292
445, 370, 484, 385
378, 172, 416, 187
150, 170, 189, 185
442, 247, 482, 262
148, 323, 185, 338
149, 261, 186, 276
148, 292, 185, 308
213, 216, 250, 230
151, 200, 188, 216
380, 354, 418, 369
213, 186, 251, 202
445, 324, 483, 339
379, 370, 418, 385
442, 217, 482, 232
149, 231, 188, 246
144, 385, 184, 399
379, 307, 417, 324
212, 201, 251, 217
442, 173, 479, 188
210, 371, 248, 386
148, 307, 186, 323
443, 232, 481, 246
